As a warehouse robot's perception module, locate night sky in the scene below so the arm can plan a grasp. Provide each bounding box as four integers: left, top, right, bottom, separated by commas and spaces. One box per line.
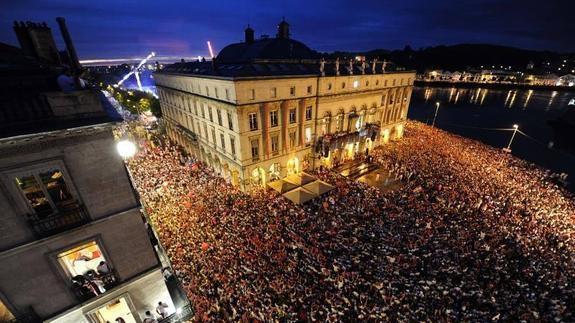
1, 0, 573, 60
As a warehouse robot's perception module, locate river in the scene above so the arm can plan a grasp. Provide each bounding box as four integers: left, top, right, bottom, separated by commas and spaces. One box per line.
408, 86, 575, 192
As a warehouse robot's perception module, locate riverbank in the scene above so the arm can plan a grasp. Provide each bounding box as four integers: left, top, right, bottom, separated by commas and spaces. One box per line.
415, 80, 575, 92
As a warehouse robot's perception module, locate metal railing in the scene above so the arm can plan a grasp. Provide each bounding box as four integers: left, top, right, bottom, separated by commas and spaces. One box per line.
27, 204, 90, 238
158, 303, 194, 323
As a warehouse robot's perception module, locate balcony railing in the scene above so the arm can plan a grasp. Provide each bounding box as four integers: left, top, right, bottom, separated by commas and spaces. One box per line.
27, 204, 90, 238
71, 271, 118, 303
159, 303, 194, 323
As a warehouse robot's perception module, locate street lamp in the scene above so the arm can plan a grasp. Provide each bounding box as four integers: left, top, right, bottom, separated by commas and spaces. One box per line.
432, 101, 441, 127
116, 140, 137, 159
503, 124, 519, 153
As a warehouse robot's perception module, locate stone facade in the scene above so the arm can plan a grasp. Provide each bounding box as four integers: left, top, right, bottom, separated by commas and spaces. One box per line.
0, 124, 174, 322
154, 70, 414, 190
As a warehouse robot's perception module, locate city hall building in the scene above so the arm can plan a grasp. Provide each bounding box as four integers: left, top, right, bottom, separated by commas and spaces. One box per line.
155, 20, 415, 190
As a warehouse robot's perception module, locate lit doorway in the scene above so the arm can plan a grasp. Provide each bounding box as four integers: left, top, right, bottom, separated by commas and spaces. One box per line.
87, 296, 137, 323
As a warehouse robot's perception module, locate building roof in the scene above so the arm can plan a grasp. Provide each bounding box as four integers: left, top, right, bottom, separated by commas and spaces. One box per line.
0, 45, 121, 139
217, 37, 318, 63
159, 59, 409, 79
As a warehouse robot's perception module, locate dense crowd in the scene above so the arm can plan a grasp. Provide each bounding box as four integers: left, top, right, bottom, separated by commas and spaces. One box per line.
126, 121, 575, 321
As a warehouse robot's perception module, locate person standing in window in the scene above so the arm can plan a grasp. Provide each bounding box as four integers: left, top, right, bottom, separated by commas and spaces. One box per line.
96, 261, 110, 275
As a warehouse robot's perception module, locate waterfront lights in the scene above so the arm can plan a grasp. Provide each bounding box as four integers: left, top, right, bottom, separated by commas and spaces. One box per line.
432, 101, 441, 127
503, 124, 519, 153
117, 140, 137, 159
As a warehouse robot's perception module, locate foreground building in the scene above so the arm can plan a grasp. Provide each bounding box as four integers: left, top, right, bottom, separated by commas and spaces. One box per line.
155, 20, 415, 189
0, 19, 175, 323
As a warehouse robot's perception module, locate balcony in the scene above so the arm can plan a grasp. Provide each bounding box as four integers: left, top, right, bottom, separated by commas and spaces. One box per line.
71, 271, 118, 303
27, 204, 90, 238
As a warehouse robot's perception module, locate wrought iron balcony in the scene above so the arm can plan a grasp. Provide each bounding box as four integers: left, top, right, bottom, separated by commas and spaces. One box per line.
27, 204, 90, 238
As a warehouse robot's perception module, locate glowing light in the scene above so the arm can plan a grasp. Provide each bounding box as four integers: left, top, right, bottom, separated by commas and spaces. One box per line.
116, 51, 156, 87
176, 308, 182, 315
207, 41, 215, 58
117, 140, 137, 158
353, 80, 359, 88
513, 124, 518, 129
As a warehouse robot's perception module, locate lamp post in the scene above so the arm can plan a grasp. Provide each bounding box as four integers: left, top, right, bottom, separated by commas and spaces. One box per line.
432, 101, 440, 127
503, 124, 519, 153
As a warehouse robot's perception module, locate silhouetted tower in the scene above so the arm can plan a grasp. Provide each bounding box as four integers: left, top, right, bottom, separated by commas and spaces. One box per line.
277, 18, 290, 39
13, 21, 60, 64
245, 25, 255, 44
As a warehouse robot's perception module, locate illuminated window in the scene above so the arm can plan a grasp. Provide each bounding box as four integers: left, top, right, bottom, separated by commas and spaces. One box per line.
15, 169, 77, 218
220, 133, 226, 149
230, 136, 236, 158
305, 106, 312, 121
251, 139, 259, 159
353, 80, 359, 88
227, 111, 234, 130
271, 135, 279, 155
248, 113, 258, 131
305, 127, 312, 146
57, 241, 117, 300
289, 108, 296, 124
0, 299, 15, 322
289, 131, 296, 148
270, 110, 278, 127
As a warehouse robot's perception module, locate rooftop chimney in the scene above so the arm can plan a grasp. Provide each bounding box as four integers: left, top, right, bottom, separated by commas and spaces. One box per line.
277, 18, 290, 39
245, 25, 254, 44
56, 17, 81, 72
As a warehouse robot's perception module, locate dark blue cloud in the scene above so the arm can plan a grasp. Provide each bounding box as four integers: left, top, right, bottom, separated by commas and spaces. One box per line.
0, 0, 573, 60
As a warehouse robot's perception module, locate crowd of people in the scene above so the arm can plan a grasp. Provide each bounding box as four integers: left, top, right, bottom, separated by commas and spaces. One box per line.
126, 120, 575, 321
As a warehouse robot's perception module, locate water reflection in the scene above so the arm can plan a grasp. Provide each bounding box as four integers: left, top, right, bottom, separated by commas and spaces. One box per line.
523, 90, 533, 109
410, 86, 575, 191
546, 91, 558, 111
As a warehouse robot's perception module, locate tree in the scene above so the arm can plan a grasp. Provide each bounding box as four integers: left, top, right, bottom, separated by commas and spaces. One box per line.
139, 98, 151, 112
150, 98, 162, 117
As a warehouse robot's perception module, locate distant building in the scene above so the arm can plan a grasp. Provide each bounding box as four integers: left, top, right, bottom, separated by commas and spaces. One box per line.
473, 70, 518, 83
524, 73, 559, 86
0, 19, 176, 323
557, 74, 575, 87
154, 20, 415, 190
